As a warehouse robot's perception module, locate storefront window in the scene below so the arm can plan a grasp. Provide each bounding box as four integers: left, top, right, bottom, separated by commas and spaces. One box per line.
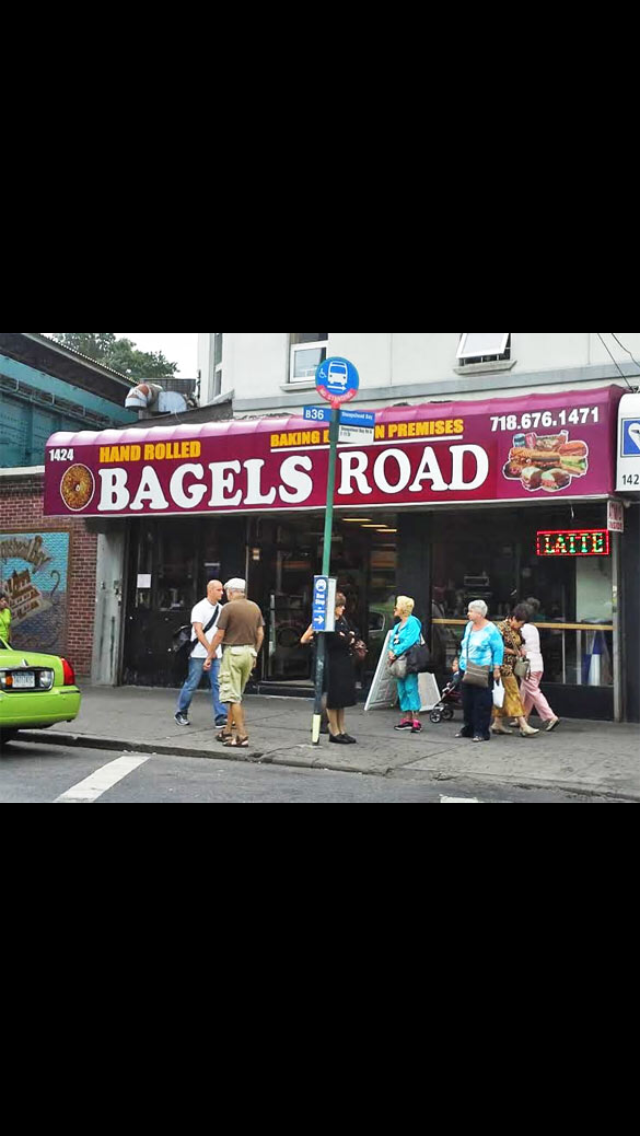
431, 504, 614, 688
246, 514, 398, 683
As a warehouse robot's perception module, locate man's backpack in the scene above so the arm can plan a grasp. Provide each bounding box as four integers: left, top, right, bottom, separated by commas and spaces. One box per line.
171, 606, 220, 659
172, 625, 193, 654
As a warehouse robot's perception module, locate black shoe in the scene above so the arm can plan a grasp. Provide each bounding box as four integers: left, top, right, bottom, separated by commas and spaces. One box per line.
395, 721, 413, 731
341, 734, 357, 744
455, 730, 471, 739
174, 712, 189, 727
329, 734, 350, 745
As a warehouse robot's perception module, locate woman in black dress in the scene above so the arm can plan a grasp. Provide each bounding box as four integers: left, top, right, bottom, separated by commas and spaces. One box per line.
325, 593, 357, 745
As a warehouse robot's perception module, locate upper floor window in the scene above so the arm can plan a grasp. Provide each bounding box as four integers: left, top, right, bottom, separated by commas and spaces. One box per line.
457, 333, 511, 364
290, 332, 329, 382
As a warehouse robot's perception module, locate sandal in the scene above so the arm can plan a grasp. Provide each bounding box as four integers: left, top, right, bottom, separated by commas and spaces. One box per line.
216, 730, 234, 743
223, 735, 249, 748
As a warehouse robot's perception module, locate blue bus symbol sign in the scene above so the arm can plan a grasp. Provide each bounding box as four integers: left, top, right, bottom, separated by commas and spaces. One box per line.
316, 356, 360, 407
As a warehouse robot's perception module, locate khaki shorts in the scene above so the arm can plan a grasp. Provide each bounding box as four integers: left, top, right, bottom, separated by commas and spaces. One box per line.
219, 646, 256, 704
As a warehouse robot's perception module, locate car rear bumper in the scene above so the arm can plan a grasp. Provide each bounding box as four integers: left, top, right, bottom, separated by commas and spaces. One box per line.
0, 687, 82, 728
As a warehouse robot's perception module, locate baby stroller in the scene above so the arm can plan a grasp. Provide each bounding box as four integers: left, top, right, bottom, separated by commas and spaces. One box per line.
429, 672, 462, 724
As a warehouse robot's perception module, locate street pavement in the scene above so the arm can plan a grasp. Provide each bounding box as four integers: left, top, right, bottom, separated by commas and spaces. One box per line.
14, 685, 640, 802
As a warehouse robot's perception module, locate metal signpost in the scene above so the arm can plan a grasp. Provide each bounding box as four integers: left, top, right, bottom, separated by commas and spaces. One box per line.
311, 357, 360, 743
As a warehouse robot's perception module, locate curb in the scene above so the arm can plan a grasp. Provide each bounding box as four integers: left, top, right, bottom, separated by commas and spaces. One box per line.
16, 730, 639, 802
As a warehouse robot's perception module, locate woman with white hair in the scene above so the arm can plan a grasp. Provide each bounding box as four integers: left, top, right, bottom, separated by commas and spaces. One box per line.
457, 600, 504, 743
388, 596, 424, 733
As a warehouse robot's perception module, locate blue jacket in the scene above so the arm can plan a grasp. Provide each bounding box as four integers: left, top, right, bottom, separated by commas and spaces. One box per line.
391, 615, 423, 657
459, 622, 504, 671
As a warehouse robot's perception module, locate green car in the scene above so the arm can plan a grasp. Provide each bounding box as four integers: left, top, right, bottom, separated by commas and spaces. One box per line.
0, 636, 81, 748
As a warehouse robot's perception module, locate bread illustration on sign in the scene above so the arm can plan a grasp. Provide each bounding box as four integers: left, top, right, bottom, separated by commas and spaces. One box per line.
502, 432, 589, 493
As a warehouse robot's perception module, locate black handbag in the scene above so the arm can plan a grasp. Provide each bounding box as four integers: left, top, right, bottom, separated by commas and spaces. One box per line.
405, 642, 432, 674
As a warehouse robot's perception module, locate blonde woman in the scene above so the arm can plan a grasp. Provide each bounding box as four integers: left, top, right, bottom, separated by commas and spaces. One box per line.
388, 596, 423, 734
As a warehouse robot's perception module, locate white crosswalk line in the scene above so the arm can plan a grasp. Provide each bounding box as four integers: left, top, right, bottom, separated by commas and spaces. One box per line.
55, 754, 150, 803
440, 795, 481, 804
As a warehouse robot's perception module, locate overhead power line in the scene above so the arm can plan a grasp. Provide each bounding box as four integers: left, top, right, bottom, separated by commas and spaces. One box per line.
596, 332, 637, 393
609, 332, 640, 377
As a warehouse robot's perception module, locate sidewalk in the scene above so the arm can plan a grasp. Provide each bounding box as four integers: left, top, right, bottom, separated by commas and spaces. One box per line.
19, 686, 640, 800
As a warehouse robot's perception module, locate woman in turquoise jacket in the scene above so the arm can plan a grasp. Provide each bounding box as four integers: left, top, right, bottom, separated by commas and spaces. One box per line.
388, 596, 424, 733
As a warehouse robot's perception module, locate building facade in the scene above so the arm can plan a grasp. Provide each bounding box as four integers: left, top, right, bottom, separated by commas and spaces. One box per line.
0, 333, 136, 678
41, 333, 640, 723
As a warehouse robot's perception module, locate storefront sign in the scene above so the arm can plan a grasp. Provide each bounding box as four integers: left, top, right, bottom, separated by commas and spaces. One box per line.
617, 392, 640, 492
536, 530, 611, 557
44, 386, 623, 518
607, 500, 625, 533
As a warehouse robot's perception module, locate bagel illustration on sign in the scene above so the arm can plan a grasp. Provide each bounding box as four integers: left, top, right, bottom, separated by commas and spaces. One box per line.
60, 464, 95, 511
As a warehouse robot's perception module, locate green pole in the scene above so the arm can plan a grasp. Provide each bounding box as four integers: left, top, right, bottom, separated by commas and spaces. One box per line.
312, 406, 340, 744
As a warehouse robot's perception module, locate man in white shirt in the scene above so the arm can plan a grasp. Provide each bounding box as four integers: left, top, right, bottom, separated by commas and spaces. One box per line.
174, 580, 227, 728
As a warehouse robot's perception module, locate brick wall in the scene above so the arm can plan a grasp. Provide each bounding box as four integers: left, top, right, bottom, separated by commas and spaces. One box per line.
0, 474, 96, 679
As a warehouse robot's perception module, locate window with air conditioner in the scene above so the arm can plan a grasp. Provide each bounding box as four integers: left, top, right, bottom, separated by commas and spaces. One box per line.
290, 332, 329, 383
457, 333, 511, 364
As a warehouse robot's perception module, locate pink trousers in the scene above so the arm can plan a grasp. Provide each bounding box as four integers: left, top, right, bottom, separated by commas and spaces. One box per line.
520, 672, 555, 722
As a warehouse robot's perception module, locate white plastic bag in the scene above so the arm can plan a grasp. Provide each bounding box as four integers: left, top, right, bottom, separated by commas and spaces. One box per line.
492, 680, 505, 709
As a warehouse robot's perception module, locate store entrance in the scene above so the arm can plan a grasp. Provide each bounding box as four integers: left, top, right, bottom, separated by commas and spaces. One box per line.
247, 513, 397, 686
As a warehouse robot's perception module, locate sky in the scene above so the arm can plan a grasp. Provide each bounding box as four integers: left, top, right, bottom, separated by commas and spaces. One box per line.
115, 332, 198, 376
44, 332, 199, 376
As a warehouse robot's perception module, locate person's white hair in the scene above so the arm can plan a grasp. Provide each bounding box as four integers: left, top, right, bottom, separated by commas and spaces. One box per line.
468, 599, 488, 617
395, 595, 415, 617
224, 578, 246, 594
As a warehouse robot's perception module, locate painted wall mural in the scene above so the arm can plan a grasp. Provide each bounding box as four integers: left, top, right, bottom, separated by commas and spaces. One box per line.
0, 532, 69, 654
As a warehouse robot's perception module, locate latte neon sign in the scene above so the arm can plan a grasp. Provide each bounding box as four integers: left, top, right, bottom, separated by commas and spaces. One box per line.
536, 529, 610, 557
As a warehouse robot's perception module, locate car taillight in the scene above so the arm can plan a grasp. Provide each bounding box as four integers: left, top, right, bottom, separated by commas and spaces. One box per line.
61, 658, 76, 686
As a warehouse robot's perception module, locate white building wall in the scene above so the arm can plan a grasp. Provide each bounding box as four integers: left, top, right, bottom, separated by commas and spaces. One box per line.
198, 335, 212, 402
197, 332, 640, 410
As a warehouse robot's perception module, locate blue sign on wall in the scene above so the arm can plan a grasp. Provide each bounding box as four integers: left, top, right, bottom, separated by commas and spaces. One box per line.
622, 419, 640, 456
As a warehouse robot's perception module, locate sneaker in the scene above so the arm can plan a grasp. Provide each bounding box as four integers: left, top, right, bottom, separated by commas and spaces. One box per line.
395, 721, 413, 731
215, 716, 229, 727
174, 712, 189, 727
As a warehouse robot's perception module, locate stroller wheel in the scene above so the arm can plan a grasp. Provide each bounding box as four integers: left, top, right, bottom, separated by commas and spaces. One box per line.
430, 709, 443, 724
442, 706, 455, 721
